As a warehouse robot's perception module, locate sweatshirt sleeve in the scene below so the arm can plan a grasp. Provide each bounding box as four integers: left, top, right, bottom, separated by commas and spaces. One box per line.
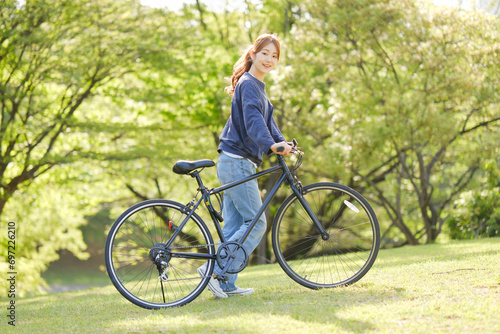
240, 81, 277, 153
269, 107, 286, 143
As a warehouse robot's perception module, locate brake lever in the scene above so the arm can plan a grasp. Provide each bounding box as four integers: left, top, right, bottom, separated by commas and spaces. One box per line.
292, 139, 302, 155
281, 138, 303, 155
278, 138, 303, 155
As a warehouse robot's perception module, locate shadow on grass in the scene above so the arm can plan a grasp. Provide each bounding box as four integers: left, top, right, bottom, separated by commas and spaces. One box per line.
19, 276, 407, 333
18, 239, 499, 332
115, 284, 404, 332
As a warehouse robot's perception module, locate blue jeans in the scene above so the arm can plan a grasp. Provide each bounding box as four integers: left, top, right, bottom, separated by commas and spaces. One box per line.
214, 152, 267, 292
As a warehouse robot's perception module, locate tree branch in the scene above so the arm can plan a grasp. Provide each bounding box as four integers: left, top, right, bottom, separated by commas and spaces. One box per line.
460, 116, 500, 136
439, 165, 479, 212
125, 183, 148, 201
371, 30, 400, 87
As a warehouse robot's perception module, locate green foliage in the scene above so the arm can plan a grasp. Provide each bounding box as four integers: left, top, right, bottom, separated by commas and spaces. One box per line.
447, 188, 500, 239
0, 0, 151, 207
447, 159, 500, 239
0, 177, 90, 294
281, 0, 500, 244
0, 0, 155, 294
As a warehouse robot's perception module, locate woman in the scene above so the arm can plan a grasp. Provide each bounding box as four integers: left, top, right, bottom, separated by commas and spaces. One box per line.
198, 34, 293, 298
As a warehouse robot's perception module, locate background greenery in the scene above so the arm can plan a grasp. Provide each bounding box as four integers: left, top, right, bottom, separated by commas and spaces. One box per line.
0, 0, 499, 294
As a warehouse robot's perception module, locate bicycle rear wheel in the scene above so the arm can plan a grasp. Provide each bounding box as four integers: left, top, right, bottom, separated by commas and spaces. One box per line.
105, 199, 215, 309
272, 182, 380, 289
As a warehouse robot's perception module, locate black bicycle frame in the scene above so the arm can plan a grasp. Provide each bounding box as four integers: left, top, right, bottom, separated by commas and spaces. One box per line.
166, 155, 326, 261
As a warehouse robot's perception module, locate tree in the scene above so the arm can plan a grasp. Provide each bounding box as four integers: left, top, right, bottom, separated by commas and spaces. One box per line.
0, 0, 154, 215
281, 0, 500, 245
0, 0, 156, 293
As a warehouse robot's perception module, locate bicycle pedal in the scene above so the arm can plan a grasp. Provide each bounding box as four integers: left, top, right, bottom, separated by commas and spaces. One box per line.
214, 274, 228, 283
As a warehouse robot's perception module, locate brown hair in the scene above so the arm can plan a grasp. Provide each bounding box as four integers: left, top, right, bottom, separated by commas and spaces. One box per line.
225, 33, 281, 95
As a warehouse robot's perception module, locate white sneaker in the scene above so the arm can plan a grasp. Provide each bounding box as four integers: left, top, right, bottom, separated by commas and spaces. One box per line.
197, 264, 228, 299
226, 287, 254, 297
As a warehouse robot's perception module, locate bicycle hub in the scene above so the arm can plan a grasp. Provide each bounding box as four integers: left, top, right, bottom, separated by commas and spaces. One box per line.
149, 243, 171, 264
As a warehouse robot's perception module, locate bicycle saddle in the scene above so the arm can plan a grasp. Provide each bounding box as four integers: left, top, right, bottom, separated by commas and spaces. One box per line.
172, 159, 215, 175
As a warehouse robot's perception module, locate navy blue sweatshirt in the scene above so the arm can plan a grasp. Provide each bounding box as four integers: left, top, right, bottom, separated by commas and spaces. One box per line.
218, 72, 286, 167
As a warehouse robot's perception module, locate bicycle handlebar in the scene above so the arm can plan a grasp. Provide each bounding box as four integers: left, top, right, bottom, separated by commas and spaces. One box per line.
276, 138, 303, 155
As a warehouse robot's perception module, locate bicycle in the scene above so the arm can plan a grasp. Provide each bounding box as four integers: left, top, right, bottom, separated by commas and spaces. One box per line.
105, 140, 380, 309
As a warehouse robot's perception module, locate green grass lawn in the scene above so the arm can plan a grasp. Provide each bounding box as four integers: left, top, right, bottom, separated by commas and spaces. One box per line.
5, 238, 500, 333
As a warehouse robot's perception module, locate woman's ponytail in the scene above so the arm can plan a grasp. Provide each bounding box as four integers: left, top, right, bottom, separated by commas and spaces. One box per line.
225, 45, 254, 95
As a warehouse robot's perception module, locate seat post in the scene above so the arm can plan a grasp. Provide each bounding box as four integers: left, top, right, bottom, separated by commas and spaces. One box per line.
190, 171, 207, 192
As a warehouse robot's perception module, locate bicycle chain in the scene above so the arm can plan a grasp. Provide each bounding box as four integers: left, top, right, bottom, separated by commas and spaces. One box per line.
169, 243, 215, 249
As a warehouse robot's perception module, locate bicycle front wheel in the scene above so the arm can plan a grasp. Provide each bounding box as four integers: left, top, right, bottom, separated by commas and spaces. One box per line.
105, 199, 215, 309
272, 182, 380, 289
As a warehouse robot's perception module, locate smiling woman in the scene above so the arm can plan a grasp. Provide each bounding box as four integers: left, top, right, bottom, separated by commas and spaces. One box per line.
211, 33, 292, 297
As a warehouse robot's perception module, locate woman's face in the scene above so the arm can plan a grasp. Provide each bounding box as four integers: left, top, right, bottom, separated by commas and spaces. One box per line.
250, 42, 279, 80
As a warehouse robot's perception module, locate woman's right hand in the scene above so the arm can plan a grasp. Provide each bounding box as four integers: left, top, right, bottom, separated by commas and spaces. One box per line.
271, 141, 293, 156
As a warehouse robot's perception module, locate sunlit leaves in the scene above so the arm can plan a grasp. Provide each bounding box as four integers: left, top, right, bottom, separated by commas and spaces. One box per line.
277, 0, 500, 244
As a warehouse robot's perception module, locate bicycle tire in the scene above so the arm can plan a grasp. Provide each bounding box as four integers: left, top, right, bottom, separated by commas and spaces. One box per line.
105, 199, 215, 309
272, 182, 380, 289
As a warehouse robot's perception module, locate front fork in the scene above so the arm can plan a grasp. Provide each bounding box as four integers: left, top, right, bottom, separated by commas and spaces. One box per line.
288, 177, 329, 241
280, 156, 329, 240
